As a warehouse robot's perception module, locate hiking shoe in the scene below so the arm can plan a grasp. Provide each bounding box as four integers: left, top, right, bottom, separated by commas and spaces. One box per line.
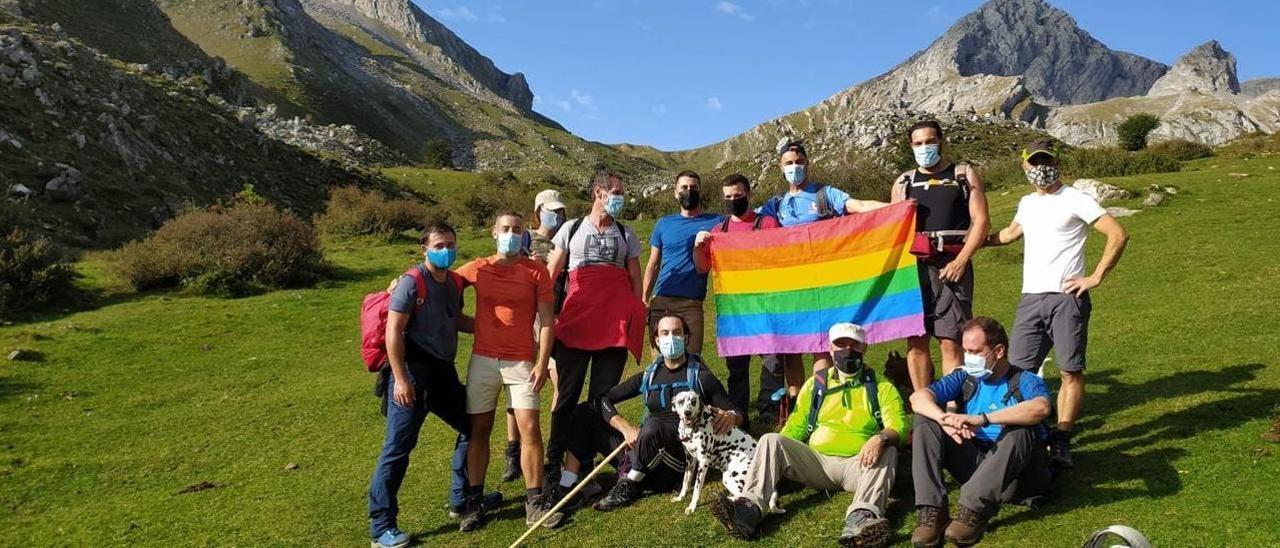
371, 528, 410, 548
547, 482, 583, 513
709, 493, 762, 540
944, 505, 990, 546
501, 442, 522, 482
839, 508, 890, 547
458, 495, 487, 532
910, 505, 949, 547
525, 494, 566, 529
543, 463, 561, 487
592, 478, 642, 511
449, 491, 502, 519
1048, 427, 1075, 468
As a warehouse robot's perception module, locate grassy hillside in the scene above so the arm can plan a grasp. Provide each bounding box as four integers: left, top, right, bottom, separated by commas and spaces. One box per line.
2, 153, 1278, 545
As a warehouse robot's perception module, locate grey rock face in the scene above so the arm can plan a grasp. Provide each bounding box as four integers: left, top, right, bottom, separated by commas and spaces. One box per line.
1241, 78, 1280, 98
1148, 41, 1240, 96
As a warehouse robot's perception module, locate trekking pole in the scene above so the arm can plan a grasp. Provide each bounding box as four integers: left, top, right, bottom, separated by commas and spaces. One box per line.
508, 442, 629, 548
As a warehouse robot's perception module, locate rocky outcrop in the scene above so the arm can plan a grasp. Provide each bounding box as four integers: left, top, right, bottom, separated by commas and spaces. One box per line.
315, 0, 533, 110
1241, 78, 1280, 98
1148, 41, 1240, 96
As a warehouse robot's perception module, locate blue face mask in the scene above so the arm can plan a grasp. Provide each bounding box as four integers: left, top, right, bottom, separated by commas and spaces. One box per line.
425, 247, 457, 269
539, 209, 561, 230
913, 144, 941, 168
604, 194, 625, 217
782, 164, 806, 186
962, 352, 991, 379
657, 335, 685, 360
496, 232, 521, 256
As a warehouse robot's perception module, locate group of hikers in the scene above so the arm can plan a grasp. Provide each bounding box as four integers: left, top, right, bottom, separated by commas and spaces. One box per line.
366, 121, 1130, 548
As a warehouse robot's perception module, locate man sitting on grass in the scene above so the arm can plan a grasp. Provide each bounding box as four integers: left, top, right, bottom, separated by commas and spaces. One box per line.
710, 323, 906, 548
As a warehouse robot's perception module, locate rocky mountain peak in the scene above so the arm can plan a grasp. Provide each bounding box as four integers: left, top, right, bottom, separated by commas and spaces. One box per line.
1148, 40, 1241, 96
324, 0, 533, 110
937, 0, 1167, 105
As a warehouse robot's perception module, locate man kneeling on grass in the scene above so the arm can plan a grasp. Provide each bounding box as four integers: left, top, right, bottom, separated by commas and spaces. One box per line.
908, 317, 1054, 547
711, 323, 906, 548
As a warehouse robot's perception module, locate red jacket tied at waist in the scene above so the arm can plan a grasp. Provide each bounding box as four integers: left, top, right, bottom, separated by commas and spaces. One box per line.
555, 264, 645, 362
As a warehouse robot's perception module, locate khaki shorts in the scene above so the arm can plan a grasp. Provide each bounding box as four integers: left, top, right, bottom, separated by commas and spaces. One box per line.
466, 354, 539, 414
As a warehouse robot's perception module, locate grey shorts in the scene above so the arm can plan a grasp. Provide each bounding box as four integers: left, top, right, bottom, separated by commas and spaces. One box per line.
1010, 292, 1092, 373
917, 257, 974, 341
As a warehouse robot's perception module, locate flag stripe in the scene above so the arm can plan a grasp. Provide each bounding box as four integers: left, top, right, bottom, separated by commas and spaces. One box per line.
716, 314, 926, 356
711, 215, 912, 271
716, 288, 924, 338
710, 203, 909, 252
715, 265, 920, 317
713, 246, 916, 295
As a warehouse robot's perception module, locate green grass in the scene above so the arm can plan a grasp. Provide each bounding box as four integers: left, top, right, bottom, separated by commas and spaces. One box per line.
3, 159, 1279, 546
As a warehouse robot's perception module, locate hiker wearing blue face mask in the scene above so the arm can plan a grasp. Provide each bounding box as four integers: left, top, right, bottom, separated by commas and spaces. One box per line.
891, 121, 991, 395
908, 317, 1054, 547
756, 138, 890, 425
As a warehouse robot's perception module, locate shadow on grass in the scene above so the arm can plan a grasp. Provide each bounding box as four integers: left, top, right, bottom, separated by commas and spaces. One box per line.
0, 376, 41, 404
990, 362, 1276, 531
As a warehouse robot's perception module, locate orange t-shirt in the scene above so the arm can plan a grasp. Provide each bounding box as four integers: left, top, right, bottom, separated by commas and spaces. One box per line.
455, 256, 553, 361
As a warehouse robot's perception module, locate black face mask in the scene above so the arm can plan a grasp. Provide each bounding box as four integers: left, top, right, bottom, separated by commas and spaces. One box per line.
725, 196, 750, 217
679, 189, 701, 211
831, 349, 865, 376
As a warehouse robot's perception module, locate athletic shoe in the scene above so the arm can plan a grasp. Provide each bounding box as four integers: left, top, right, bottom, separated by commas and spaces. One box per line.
371, 528, 410, 548
839, 508, 890, 547
709, 493, 762, 540
458, 495, 486, 532
944, 505, 990, 546
525, 494, 566, 529
592, 479, 641, 511
547, 482, 582, 513
910, 505, 949, 547
1047, 427, 1075, 468
448, 491, 502, 519
501, 441, 522, 482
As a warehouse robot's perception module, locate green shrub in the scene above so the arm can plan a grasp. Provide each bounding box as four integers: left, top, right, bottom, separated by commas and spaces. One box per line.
1146, 139, 1213, 161
315, 187, 431, 240
1117, 113, 1161, 151
1216, 132, 1280, 158
422, 139, 453, 169
114, 203, 325, 296
1063, 147, 1182, 178
0, 210, 78, 318
977, 155, 1029, 191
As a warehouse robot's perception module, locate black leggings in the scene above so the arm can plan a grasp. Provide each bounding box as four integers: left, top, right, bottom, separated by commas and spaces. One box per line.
567, 404, 683, 490
546, 343, 627, 467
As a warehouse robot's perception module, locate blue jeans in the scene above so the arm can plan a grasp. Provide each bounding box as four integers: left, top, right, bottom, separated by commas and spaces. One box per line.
368, 358, 470, 538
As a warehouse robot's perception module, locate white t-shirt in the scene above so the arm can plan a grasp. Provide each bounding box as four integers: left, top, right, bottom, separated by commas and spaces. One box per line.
1013, 186, 1106, 294
552, 216, 641, 271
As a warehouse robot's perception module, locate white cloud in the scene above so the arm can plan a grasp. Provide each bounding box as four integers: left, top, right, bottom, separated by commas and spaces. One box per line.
715, 1, 754, 20
437, 6, 478, 22
706, 97, 723, 111
570, 88, 597, 111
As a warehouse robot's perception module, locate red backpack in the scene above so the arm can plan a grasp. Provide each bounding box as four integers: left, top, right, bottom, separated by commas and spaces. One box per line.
360, 266, 463, 372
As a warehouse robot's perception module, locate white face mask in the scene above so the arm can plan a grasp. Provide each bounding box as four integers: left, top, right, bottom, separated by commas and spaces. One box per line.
496, 232, 521, 256
962, 352, 991, 379
657, 335, 685, 359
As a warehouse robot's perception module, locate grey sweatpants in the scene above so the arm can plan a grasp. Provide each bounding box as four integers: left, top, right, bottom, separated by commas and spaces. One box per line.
911, 414, 1051, 516
742, 433, 897, 517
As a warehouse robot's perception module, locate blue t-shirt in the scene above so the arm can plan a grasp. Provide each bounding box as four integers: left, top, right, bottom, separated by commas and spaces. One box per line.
756, 182, 851, 227
649, 212, 723, 300
388, 266, 461, 363
927, 369, 1050, 442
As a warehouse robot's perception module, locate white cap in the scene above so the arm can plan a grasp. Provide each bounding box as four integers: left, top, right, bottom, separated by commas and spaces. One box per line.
828, 323, 866, 345
534, 189, 566, 212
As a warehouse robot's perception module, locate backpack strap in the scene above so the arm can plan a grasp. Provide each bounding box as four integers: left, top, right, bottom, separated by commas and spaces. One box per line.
805, 368, 830, 436
1005, 368, 1024, 405
897, 170, 916, 200
564, 218, 585, 248
406, 267, 428, 307
955, 163, 972, 201
959, 374, 978, 407
752, 213, 765, 230
686, 357, 701, 397
719, 217, 732, 233
862, 367, 884, 432
814, 184, 833, 219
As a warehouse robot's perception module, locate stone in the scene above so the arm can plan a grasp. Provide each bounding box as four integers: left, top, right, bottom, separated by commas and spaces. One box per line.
7, 183, 34, 197
1105, 207, 1140, 218
1228, 173, 1251, 178
284, 462, 300, 471
1142, 192, 1166, 207
21, 66, 36, 82
1072, 179, 1133, 203
1148, 41, 1240, 96
8, 349, 30, 361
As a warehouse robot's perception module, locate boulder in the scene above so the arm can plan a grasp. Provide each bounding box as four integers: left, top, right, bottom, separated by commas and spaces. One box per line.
1072, 179, 1133, 203
7, 183, 34, 198
1142, 192, 1166, 207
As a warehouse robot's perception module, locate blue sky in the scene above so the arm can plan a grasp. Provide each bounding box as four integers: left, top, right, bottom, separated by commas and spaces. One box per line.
417, 0, 1280, 151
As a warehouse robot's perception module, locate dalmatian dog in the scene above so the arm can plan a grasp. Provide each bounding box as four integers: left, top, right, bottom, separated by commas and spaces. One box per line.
670, 391, 783, 515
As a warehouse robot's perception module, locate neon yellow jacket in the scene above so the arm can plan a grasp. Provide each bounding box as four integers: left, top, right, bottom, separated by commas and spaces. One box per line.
780, 370, 908, 458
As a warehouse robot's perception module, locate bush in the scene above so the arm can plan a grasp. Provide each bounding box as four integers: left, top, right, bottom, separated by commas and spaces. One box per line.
977, 155, 1029, 191
422, 139, 453, 169
1146, 139, 1213, 162
0, 212, 78, 318
315, 187, 431, 240
1117, 113, 1161, 151
114, 203, 325, 296
1062, 147, 1182, 178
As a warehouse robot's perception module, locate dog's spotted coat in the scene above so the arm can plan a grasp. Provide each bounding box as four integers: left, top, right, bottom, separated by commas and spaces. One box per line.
671, 391, 764, 515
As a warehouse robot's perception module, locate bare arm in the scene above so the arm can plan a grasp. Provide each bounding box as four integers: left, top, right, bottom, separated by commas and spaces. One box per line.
985, 219, 1023, 247
641, 246, 661, 304
1064, 214, 1129, 295
956, 166, 991, 264
529, 300, 555, 392
909, 387, 947, 423
627, 256, 643, 298
692, 231, 711, 274
385, 310, 414, 406
455, 313, 474, 334
890, 173, 909, 204
845, 198, 890, 214
546, 247, 567, 282
985, 396, 1051, 426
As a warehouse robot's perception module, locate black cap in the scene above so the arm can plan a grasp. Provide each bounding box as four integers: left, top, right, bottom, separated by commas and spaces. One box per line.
776, 136, 807, 158
1022, 138, 1059, 161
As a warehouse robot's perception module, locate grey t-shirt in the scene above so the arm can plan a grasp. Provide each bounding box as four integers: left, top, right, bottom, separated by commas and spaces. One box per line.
552, 217, 641, 271
388, 265, 460, 363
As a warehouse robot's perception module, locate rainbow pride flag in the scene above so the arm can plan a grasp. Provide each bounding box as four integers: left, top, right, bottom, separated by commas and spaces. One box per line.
710, 201, 925, 357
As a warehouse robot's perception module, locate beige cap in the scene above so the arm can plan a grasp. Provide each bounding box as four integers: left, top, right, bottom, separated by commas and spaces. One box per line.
828, 323, 867, 345
534, 189, 566, 212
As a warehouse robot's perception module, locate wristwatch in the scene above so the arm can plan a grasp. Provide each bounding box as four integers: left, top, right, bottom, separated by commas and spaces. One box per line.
876, 432, 892, 446
980, 413, 991, 427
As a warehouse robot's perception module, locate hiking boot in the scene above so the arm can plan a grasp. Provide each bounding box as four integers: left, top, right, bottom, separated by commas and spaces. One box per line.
448, 491, 502, 518
501, 441, 522, 482
1048, 427, 1075, 468
371, 528, 410, 548
592, 478, 642, 511
457, 495, 487, 532
543, 463, 561, 487
910, 505, 949, 547
944, 505, 990, 546
547, 482, 582, 512
709, 493, 762, 540
839, 508, 890, 547
525, 494, 566, 529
